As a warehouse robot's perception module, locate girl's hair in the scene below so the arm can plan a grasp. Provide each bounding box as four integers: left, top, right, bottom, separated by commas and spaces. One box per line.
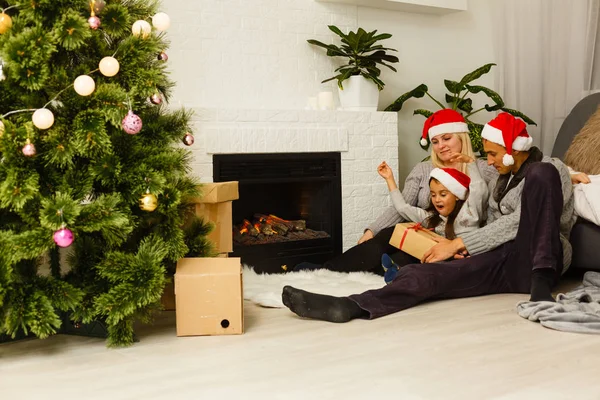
424, 178, 465, 239
430, 132, 475, 175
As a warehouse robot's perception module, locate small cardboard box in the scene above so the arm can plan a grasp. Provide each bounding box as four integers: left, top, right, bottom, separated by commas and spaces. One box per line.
389, 223, 443, 260
198, 182, 239, 204
162, 254, 228, 311
175, 257, 244, 336
195, 202, 233, 253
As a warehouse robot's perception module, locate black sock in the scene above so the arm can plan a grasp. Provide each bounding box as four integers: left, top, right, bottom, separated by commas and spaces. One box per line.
530, 269, 556, 302
282, 286, 368, 323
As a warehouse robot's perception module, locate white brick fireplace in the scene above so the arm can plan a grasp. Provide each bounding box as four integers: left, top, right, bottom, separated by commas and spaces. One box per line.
189, 108, 398, 251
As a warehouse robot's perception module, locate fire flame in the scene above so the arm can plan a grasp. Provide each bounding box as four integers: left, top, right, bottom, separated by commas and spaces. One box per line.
239, 215, 291, 236
239, 219, 252, 235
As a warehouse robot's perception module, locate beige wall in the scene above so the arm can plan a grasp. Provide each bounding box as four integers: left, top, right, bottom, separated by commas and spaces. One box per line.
163, 0, 496, 185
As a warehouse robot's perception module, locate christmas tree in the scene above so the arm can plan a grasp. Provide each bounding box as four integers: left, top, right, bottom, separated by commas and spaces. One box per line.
0, 0, 212, 346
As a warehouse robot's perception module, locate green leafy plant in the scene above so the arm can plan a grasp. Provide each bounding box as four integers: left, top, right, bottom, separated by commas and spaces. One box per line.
384, 63, 536, 153
308, 25, 399, 90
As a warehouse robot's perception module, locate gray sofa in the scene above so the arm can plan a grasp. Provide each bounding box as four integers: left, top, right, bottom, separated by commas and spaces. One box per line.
552, 92, 600, 271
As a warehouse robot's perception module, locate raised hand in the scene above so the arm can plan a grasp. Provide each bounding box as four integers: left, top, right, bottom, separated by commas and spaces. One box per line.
377, 161, 395, 181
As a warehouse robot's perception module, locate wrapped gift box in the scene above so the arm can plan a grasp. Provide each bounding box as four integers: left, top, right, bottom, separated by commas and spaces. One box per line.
389, 222, 443, 260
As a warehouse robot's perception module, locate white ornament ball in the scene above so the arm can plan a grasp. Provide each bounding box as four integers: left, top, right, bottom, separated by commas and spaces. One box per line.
152, 13, 171, 31
73, 75, 96, 96
99, 56, 120, 77
132, 20, 152, 38
32, 108, 54, 130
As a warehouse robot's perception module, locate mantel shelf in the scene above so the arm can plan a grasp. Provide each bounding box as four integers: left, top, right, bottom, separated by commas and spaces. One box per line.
315, 0, 467, 15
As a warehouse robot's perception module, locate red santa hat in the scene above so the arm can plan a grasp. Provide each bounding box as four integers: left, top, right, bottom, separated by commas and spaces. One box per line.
481, 112, 532, 166
420, 109, 469, 147
429, 167, 471, 200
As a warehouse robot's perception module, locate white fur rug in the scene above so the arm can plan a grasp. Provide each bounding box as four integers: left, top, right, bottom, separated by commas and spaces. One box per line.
242, 266, 384, 308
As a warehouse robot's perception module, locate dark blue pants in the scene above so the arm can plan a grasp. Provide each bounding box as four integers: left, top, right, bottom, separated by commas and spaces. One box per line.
350, 162, 564, 319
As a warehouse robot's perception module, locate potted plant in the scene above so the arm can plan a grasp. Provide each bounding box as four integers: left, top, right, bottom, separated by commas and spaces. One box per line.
308, 25, 399, 111
384, 63, 536, 154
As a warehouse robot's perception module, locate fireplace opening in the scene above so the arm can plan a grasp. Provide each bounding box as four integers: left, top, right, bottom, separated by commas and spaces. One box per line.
213, 152, 342, 274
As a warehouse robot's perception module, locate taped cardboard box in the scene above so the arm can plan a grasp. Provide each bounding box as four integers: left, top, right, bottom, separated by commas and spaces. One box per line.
162, 252, 228, 312
198, 181, 239, 204
389, 222, 443, 260
195, 201, 233, 253
175, 257, 244, 336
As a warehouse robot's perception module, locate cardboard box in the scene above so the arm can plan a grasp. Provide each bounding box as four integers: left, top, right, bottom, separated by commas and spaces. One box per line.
198, 181, 239, 204
389, 223, 443, 260
162, 254, 228, 311
175, 257, 244, 336
195, 201, 233, 253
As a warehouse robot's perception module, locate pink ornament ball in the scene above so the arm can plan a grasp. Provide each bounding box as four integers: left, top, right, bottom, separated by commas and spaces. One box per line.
150, 94, 162, 105
158, 51, 168, 61
53, 228, 74, 248
22, 142, 36, 157
88, 16, 101, 30
122, 110, 142, 135
183, 133, 194, 146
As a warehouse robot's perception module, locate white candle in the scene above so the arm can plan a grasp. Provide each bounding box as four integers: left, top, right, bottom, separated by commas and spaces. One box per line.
318, 91, 334, 110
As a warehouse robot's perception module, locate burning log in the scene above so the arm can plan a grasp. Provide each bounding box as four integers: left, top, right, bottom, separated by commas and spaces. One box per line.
253, 213, 306, 232
257, 222, 276, 236
269, 214, 306, 231
238, 219, 259, 236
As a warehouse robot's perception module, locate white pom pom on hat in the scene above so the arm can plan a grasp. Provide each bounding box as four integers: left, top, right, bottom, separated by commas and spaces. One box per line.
502, 154, 515, 166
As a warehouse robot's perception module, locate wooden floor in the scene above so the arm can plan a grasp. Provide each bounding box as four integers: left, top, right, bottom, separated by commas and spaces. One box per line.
2, 281, 600, 399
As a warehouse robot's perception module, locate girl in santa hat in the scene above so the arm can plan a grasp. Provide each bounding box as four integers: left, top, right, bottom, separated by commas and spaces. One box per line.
377, 153, 489, 283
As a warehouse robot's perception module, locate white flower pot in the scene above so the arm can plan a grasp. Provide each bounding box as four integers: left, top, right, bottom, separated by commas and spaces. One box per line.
338, 75, 380, 111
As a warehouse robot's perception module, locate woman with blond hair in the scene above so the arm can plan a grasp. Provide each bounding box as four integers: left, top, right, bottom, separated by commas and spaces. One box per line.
293, 109, 497, 274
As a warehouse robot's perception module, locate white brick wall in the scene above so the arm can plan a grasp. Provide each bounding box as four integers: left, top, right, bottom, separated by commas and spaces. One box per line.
189, 108, 398, 251
163, 0, 358, 110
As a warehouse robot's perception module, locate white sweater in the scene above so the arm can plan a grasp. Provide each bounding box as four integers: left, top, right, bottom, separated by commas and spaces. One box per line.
388, 162, 489, 237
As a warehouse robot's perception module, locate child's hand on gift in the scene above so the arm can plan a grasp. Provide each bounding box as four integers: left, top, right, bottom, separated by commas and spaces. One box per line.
377, 161, 395, 181
448, 152, 474, 164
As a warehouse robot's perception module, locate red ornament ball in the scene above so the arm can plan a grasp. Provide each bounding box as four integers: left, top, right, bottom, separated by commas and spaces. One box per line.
122, 110, 142, 135
183, 133, 195, 146
158, 51, 169, 61
88, 16, 101, 30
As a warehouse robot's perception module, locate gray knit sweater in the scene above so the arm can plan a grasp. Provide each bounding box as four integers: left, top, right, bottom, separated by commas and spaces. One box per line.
367, 159, 497, 235
389, 162, 489, 237
460, 155, 575, 271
